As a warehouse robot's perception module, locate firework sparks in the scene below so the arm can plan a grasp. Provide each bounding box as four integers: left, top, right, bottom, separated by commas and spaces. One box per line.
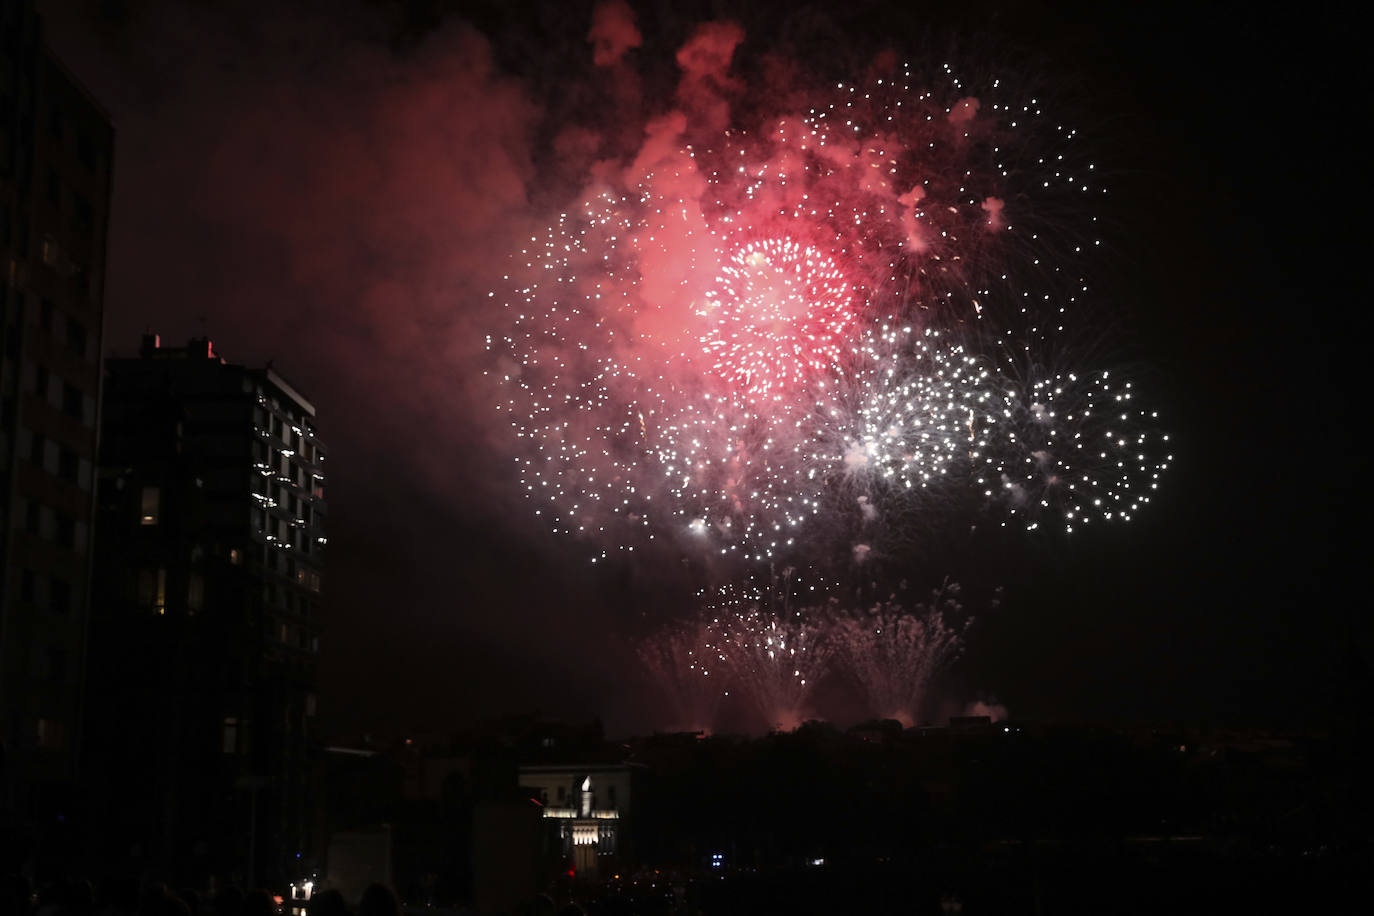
701, 237, 856, 401
701, 570, 834, 731
487, 53, 1168, 562
830, 580, 976, 727
638, 614, 730, 734
979, 369, 1173, 532
719, 605, 830, 732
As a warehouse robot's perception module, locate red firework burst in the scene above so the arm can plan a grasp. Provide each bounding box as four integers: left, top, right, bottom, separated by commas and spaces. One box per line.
700, 237, 856, 401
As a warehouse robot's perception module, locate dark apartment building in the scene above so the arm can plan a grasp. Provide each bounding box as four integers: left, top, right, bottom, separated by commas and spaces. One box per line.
0, 0, 113, 837
84, 336, 327, 888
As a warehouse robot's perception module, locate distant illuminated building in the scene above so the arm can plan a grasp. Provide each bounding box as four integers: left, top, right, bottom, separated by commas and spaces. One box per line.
519, 763, 640, 879
84, 335, 327, 888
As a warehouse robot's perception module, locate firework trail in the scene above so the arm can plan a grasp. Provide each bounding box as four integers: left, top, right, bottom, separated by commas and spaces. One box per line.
830, 580, 977, 727
637, 613, 730, 734
720, 605, 830, 732
702, 568, 834, 731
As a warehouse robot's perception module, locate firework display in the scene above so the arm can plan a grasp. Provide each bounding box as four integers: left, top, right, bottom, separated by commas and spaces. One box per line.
497, 39, 1174, 732
979, 368, 1172, 531
830, 581, 975, 727
639, 577, 993, 732
489, 58, 1170, 562
696, 573, 834, 732
637, 613, 730, 734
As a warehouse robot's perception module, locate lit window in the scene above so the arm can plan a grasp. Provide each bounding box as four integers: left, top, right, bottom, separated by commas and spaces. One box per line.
229, 548, 241, 565
138, 568, 167, 613
140, 486, 160, 525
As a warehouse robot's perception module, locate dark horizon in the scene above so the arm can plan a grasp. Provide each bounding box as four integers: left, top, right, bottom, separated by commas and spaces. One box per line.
32, 0, 1366, 741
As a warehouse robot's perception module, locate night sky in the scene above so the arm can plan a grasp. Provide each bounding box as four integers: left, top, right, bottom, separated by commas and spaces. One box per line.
37, 0, 1363, 738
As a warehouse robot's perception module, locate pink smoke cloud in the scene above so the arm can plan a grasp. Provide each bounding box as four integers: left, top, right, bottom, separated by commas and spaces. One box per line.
965, 700, 1008, 722
948, 96, 980, 124
588, 0, 642, 68
675, 20, 745, 131
982, 196, 1006, 229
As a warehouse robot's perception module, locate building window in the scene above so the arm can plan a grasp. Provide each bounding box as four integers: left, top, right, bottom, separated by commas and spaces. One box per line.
42, 237, 59, 267
73, 193, 93, 235
187, 574, 204, 613
137, 568, 167, 614
71, 262, 89, 297
140, 486, 160, 525
50, 578, 71, 615
67, 318, 87, 357
37, 718, 66, 750
62, 382, 83, 419
45, 647, 67, 684
223, 718, 238, 754
56, 514, 75, 549
229, 547, 241, 565
58, 448, 78, 483
77, 132, 97, 170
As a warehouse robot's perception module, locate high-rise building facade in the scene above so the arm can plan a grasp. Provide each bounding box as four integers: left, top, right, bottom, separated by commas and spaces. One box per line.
85, 336, 327, 888
0, 0, 114, 835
